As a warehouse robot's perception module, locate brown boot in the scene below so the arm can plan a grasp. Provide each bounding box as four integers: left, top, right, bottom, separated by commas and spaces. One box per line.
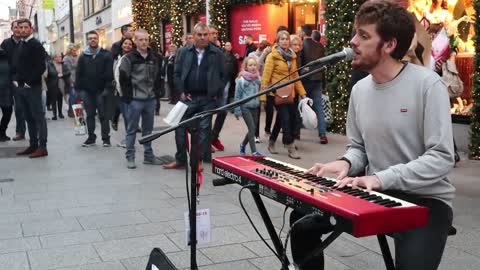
319, 135, 328, 144
287, 143, 301, 159
267, 142, 278, 154
13, 133, 25, 141
17, 146, 37, 156
29, 148, 48, 158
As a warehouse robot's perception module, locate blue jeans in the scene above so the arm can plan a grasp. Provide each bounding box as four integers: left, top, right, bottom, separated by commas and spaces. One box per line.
303, 81, 327, 136
126, 99, 156, 161
17, 85, 48, 148
174, 96, 216, 164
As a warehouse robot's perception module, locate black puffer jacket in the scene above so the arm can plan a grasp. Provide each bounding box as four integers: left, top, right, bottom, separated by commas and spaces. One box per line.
0, 49, 12, 107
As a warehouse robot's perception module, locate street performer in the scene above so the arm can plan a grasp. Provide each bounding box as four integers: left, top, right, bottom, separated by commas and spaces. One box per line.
290, 1, 455, 270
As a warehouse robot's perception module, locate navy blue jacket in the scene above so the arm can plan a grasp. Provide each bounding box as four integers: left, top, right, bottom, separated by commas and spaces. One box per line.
174, 44, 226, 98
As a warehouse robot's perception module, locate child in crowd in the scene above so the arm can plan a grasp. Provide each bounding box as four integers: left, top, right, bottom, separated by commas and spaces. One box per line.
234, 56, 262, 156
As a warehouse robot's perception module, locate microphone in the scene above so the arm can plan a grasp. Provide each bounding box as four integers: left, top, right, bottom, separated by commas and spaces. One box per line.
305, 48, 354, 67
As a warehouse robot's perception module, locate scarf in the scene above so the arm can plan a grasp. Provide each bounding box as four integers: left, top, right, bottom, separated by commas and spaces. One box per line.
83, 46, 100, 59
239, 70, 260, 81
276, 46, 294, 69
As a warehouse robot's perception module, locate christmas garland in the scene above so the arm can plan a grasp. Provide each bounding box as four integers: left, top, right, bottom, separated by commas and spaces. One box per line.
324, 0, 365, 134
469, 0, 480, 159
209, 0, 229, 44
228, 0, 285, 5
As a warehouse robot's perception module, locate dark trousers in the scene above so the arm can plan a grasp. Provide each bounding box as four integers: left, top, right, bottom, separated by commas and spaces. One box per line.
293, 97, 302, 138
264, 95, 275, 133
81, 91, 110, 141
174, 96, 216, 164
17, 86, 48, 148
48, 88, 63, 117
270, 103, 296, 145
290, 193, 453, 270
0, 105, 13, 136
13, 88, 26, 135
212, 85, 229, 140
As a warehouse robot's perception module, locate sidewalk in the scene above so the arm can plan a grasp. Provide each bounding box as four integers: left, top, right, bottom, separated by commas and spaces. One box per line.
0, 101, 479, 270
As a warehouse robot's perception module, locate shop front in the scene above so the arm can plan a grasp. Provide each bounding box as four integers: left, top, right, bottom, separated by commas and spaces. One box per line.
83, 0, 113, 49
229, 1, 327, 59
402, 0, 476, 151
111, 0, 132, 42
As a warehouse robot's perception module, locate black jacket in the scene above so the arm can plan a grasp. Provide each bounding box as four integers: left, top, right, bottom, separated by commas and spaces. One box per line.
174, 44, 226, 98
110, 40, 122, 60
166, 54, 175, 88
119, 49, 163, 101
11, 36, 46, 87
0, 49, 12, 106
244, 43, 257, 58
0, 36, 20, 76
75, 48, 113, 94
301, 38, 326, 82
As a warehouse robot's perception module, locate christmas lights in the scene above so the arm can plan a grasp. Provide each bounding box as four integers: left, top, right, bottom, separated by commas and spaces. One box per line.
468, 0, 480, 159
209, 0, 228, 44
324, 0, 365, 134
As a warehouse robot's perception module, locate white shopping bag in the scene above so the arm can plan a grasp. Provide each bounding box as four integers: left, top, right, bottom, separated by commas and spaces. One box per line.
298, 98, 317, 130
72, 103, 87, 136
164, 101, 188, 126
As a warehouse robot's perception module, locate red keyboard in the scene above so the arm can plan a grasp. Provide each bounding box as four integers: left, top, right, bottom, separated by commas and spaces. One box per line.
212, 156, 429, 237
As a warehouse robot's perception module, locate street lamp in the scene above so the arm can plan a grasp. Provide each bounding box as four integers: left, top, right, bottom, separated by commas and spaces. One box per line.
69, 0, 74, 43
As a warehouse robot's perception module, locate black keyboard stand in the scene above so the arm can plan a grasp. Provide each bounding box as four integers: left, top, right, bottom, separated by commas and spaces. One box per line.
250, 190, 290, 270
378, 235, 395, 270
247, 187, 397, 270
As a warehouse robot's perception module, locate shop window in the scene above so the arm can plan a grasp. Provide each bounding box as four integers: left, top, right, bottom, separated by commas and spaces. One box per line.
292, 0, 319, 34
94, 0, 104, 13
407, 0, 475, 122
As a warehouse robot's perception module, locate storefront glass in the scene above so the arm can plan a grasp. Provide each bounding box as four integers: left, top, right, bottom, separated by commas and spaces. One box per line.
407, 0, 475, 121
292, 0, 319, 32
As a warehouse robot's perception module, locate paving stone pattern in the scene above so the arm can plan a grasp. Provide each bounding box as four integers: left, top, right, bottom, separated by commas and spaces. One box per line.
0, 102, 479, 269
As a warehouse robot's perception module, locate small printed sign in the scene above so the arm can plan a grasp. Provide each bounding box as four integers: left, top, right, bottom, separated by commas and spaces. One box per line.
184, 209, 211, 247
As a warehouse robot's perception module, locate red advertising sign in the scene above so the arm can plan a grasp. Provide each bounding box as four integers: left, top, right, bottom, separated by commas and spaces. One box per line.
198, 13, 207, 24
164, 22, 173, 53
230, 4, 288, 57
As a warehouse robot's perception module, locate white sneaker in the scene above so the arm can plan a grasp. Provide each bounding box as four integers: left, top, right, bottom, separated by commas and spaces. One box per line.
255, 137, 260, 143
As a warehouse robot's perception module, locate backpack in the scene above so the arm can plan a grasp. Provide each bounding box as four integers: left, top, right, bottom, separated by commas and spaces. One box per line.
441, 59, 464, 98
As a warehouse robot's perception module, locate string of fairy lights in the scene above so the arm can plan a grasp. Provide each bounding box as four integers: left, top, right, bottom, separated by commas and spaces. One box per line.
131, 0, 480, 159
209, 0, 228, 45
469, 0, 480, 159
324, 0, 365, 134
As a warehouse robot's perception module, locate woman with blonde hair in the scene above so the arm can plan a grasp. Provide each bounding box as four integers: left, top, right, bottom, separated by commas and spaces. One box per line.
261, 30, 306, 159
63, 43, 78, 117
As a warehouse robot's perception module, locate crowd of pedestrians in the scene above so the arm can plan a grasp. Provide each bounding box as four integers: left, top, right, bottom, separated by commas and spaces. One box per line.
0, 18, 332, 167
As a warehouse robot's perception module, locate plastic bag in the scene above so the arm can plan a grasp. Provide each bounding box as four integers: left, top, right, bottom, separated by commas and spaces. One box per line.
298, 98, 317, 130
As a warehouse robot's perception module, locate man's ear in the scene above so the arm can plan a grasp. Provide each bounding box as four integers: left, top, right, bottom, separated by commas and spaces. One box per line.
384, 38, 398, 55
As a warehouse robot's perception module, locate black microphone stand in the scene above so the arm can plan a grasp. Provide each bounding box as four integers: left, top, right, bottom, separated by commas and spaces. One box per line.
138, 63, 332, 270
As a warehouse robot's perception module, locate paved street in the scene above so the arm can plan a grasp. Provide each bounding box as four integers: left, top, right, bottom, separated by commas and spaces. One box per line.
1, 101, 480, 270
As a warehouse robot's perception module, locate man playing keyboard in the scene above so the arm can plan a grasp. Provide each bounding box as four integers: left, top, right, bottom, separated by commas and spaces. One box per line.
291, 1, 456, 270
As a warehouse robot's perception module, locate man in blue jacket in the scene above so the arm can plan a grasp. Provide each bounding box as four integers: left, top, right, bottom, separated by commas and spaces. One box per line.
163, 22, 226, 172
76, 30, 113, 147
119, 29, 164, 169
